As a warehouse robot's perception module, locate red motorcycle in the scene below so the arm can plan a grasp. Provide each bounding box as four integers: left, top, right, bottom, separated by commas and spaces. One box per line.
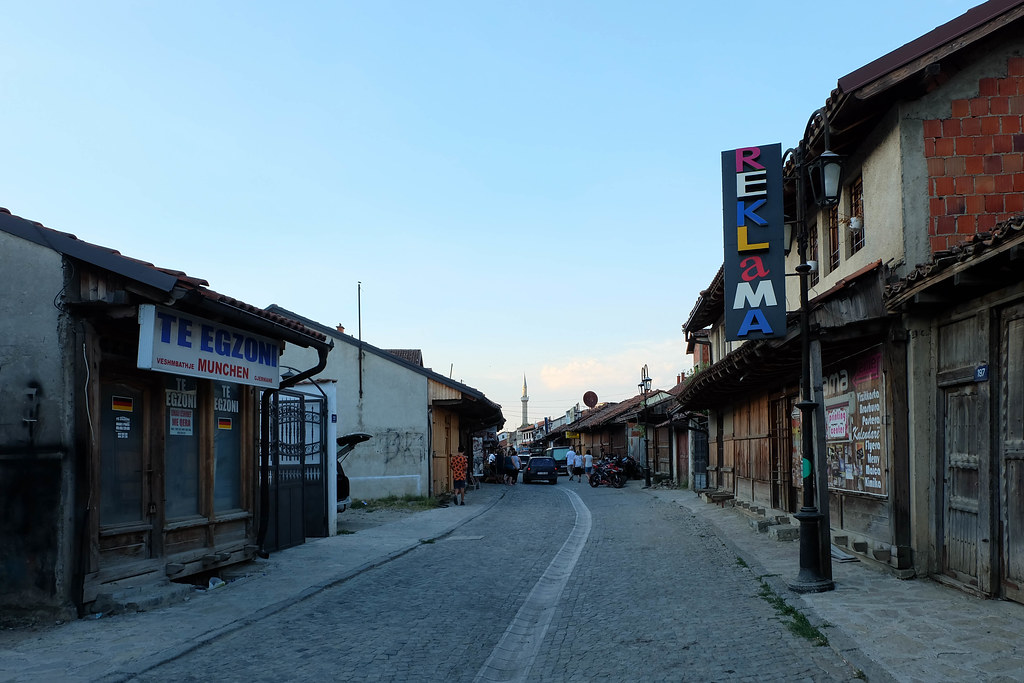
589, 461, 626, 488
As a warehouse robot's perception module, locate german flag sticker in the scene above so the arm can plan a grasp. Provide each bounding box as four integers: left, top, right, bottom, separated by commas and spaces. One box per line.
112, 396, 134, 412
218, 417, 233, 430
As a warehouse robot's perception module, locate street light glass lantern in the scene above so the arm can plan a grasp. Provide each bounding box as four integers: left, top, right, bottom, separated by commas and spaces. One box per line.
807, 149, 844, 207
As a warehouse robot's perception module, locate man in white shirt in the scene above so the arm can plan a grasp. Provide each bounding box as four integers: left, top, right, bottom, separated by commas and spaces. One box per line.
566, 447, 578, 481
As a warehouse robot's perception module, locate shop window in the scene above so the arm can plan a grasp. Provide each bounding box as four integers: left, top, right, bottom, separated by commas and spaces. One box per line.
827, 206, 840, 272
848, 176, 865, 255
165, 376, 201, 519
213, 380, 243, 511
100, 383, 145, 525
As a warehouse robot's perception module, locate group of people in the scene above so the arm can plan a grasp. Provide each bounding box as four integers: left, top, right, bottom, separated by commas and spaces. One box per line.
482, 446, 521, 485
450, 444, 523, 507
452, 444, 598, 506
565, 447, 594, 483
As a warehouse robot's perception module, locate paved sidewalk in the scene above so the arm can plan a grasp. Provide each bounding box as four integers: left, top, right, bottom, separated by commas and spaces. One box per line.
2, 483, 1022, 682
0, 484, 510, 683
644, 487, 1024, 683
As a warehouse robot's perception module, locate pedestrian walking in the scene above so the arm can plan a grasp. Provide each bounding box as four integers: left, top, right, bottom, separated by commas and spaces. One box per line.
503, 447, 515, 485
450, 446, 468, 506
510, 450, 521, 485
584, 449, 594, 483
565, 447, 577, 481
571, 449, 585, 482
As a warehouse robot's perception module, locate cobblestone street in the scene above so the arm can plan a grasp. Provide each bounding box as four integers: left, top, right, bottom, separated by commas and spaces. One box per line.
133, 483, 860, 682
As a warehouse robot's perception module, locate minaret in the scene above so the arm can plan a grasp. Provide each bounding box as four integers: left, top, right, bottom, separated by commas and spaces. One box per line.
521, 375, 529, 427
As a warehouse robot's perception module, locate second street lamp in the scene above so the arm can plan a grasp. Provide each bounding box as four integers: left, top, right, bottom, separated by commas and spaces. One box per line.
639, 365, 652, 489
786, 108, 843, 594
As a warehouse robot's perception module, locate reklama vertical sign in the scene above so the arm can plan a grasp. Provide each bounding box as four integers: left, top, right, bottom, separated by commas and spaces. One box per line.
721, 143, 785, 341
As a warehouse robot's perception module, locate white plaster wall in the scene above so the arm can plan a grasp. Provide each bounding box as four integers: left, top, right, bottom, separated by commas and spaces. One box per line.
281, 336, 430, 501
0, 232, 71, 442
783, 119, 906, 306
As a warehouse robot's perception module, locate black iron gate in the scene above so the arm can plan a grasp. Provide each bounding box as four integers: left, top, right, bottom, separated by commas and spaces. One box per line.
263, 389, 328, 552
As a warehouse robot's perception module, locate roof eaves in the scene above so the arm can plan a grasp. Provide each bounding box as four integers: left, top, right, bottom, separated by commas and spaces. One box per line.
838, 0, 1024, 95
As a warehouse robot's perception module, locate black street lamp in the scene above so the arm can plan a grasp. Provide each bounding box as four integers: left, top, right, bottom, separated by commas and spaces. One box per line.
639, 364, 653, 489
786, 108, 843, 594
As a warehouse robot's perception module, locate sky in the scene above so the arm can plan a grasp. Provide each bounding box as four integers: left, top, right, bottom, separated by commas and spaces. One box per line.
2, 0, 983, 429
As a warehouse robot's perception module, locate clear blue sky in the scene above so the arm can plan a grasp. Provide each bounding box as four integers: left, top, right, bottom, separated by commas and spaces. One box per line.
2, 1, 980, 426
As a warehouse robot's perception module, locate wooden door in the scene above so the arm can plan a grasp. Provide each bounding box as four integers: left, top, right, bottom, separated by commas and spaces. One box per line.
1000, 307, 1024, 604
941, 383, 985, 589
769, 397, 794, 512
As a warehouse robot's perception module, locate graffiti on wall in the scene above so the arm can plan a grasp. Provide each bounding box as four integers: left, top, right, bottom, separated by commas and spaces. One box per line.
374, 429, 426, 466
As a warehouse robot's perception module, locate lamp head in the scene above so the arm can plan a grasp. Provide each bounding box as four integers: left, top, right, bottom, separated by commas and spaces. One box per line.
807, 149, 844, 207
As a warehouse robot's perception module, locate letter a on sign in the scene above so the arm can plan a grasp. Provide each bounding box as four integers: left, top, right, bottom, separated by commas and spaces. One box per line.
721, 143, 785, 341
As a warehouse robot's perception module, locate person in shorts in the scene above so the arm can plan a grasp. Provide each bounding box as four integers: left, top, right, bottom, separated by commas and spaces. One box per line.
572, 450, 585, 482
584, 449, 594, 482
451, 446, 468, 505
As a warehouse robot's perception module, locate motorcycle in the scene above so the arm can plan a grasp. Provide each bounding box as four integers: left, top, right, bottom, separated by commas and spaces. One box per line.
589, 461, 626, 488
616, 455, 644, 480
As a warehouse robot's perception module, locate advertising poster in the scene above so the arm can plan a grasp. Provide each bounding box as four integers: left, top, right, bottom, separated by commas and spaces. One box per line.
823, 347, 887, 496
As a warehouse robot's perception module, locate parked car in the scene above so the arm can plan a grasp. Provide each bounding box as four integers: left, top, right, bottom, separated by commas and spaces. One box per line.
336, 432, 372, 512
523, 456, 558, 485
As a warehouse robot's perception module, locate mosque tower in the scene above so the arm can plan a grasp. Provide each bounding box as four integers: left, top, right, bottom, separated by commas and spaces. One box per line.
521, 375, 529, 427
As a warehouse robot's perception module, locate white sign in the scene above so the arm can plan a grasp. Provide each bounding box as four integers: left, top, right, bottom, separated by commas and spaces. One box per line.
138, 304, 281, 388
169, 407, 194, 436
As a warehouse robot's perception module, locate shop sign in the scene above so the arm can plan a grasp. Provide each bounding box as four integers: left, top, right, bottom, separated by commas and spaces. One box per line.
137, 304, 281, 388
721, 143, 785, 341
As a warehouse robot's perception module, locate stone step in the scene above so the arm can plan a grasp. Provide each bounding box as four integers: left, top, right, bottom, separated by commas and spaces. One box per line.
769, 525, 800, 541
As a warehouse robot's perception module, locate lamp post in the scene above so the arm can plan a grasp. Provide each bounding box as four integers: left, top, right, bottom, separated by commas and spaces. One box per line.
786, 108, 843, 594
639, 364, 652, 489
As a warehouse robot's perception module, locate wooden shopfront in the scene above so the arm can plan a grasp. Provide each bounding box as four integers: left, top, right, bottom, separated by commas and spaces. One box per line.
81, 299, 327, 605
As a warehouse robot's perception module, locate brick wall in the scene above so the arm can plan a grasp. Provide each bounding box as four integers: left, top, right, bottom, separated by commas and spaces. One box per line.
924, 56, 1024, 253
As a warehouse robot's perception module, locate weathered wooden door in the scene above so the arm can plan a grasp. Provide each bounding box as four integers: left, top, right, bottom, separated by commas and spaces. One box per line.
999, 306, 1024, 604
769, 397, 794, 512
941, 383, 986, 590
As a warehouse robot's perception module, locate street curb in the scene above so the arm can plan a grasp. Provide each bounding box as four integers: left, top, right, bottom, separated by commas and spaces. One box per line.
99, 486, 510, 682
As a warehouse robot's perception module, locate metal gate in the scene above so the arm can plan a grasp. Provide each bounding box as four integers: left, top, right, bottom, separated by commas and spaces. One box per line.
264, 389, 328, 552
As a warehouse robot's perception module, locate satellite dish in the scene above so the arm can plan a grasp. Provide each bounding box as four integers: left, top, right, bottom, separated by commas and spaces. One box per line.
583, 391, 598, 408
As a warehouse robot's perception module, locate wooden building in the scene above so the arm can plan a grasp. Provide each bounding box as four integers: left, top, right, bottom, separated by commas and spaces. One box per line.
679, 0, 1024, 601
0, 210, 331, 617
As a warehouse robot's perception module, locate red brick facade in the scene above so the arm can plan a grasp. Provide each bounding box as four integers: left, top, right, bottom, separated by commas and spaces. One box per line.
924, 56, 1024, 253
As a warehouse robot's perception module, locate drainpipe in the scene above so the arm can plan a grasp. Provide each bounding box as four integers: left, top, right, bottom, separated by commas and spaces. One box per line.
255, 342, 332, 557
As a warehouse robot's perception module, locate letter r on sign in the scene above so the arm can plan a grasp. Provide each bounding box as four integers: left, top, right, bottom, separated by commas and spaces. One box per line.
735, 147, 764, 172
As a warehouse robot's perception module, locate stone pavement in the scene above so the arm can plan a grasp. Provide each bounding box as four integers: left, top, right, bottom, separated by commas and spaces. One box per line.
0, 485, 511, 683
1, 482, 1022, 682
646, 487, 1024, 683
